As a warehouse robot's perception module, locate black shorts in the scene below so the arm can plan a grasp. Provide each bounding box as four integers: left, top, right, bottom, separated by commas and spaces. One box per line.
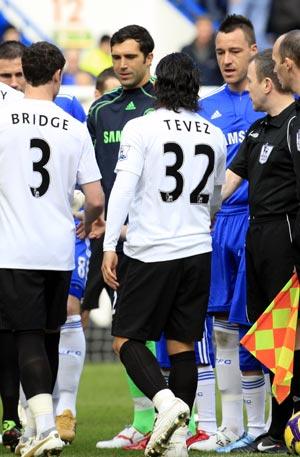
0, 269, 72, 331
112, 252, 211, 342
246, 216, 295, 323
81, 236, 107, 311
82, 238, 128, 310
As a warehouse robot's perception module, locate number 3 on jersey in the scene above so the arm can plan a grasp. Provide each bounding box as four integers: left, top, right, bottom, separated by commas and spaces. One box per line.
30, 138, 50, 198
160, 142, 215, 204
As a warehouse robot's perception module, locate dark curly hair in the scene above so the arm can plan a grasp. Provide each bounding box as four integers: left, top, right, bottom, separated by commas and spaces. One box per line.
22, 41, 65, 87
154, 52, 200, 112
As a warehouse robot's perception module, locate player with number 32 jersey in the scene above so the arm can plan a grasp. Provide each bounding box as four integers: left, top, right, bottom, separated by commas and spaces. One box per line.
105, 108, 226, 261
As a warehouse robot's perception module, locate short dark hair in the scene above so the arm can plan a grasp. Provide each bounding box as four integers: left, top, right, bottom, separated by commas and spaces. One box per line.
95, 66, 117, 92
22, 41, 65, 87
155, 52, 200, 112
111, 25, 154, 58
99, 34, 111, 45
219, 14, 256, 46
0, 40, 25, 59
279, 30, 300, 68
250, 49, 289, 93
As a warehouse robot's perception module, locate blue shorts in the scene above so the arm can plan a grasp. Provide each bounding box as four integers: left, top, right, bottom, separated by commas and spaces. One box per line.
229, 248, 249, 325
156, 316, 214, 369
208, 208, 249, 316
69, 235, 91, 300
239, 325, 264, 371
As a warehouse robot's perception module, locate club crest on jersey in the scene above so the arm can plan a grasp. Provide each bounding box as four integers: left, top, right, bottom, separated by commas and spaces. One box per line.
296, 130, 300, 151
118, 145, 130, 161
259, 143, 273, 164
249, 130, 259, 138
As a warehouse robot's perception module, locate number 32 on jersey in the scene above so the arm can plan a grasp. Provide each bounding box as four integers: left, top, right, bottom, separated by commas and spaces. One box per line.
160, 142, 214, 204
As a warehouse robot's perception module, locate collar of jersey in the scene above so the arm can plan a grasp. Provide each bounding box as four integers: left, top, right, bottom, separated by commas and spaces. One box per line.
122, 79, 154, 94
265, 101, 296, 127
225, 84, 249, 97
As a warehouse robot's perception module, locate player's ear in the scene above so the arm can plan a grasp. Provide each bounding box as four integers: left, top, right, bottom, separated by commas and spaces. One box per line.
250, 43, 258, 56
284, 57, 293, 72
264, 77, 272, 94
53, 68, 62, 84
145, 52, 153, 67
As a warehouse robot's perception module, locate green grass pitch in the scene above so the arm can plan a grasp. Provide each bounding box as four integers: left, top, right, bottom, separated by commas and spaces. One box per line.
0, 363, 289, 456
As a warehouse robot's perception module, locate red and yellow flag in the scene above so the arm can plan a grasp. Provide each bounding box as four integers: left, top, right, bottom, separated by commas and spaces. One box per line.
241, 273, 299, 404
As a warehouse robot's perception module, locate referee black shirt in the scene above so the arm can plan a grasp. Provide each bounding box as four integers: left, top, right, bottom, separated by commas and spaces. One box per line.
230, 102, 299, 218
289, 100, 300, 202
288, 100, 300, 275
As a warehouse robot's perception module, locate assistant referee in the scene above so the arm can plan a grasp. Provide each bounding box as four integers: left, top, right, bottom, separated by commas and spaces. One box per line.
222, 49, 299, 452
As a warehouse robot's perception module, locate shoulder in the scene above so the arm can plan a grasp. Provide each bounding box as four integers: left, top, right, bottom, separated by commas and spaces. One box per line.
198, 85, 228, 116
88, 87, 123, 117
55, 94, 86, 122
124, 113, 150, 130
123, 111, 156, 137
200, 84, 227, 104
0, 82, 23, 101
139, 79, 156, 98
246, 116, 266, 136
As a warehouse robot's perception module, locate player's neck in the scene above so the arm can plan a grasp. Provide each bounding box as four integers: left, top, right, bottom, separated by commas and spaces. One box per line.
125, 72, 151, 90
24, 84, 54, 101
267, 95, 294, 117
228, 79, 248, 94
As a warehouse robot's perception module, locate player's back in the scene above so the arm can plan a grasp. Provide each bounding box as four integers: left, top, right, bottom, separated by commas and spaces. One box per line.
0, 98, 94, 270
119, 108, 226, 262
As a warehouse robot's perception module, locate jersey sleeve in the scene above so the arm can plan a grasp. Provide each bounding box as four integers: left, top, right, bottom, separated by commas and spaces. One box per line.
77, 130, 102, 185
115, 119, 145, 177
229, 137, 248, 179
214, 130, 227, 185
87, 101, 97, 145
70, 96, 86, 123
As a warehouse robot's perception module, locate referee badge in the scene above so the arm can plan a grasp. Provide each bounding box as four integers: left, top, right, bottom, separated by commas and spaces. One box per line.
259, 143, 274, 164
296, 130, 300, 151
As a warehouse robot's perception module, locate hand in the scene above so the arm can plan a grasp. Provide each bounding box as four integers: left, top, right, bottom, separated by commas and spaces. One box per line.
76, 221, 86, 239
102, 251, 119, 290
89, 217, 106, 239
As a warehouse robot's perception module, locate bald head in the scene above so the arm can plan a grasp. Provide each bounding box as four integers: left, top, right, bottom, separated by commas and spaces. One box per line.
272, 30, 300, 93
278, 30, 300, 68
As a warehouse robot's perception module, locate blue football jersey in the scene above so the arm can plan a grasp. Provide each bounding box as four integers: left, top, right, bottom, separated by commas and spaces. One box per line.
199, 84, 263, 211
54, 94, 89, 298
55, 93, 86, 123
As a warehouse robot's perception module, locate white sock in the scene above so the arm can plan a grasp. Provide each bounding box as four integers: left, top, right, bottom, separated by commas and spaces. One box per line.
56, 315, 86, 416
27, 394, 55, 437
196, 365, 217, 433
19, 386, 36, 438
153, 389, 175, 413
264, 372, 272, 432
214, 321, 244, 437
52, 381, 59, 417
242, 374, 266, 437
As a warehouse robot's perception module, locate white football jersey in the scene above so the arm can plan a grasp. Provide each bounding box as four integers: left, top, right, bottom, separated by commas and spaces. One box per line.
0, 99, 101, 270
0, 81, 23, 102
116, 108, 226, 262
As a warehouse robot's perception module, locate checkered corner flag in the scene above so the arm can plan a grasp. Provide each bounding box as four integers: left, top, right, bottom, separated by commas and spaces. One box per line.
241, 273, 300, 404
